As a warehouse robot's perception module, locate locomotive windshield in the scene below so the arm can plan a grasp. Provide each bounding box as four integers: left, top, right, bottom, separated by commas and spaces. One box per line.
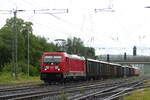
44, 56, 62, 65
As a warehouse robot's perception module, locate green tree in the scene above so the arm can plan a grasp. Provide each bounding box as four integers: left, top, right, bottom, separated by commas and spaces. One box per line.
65, 37, 95, 59
0, 17, 58, 75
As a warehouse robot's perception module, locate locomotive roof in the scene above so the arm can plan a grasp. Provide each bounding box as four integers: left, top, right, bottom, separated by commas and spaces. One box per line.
43, 52, 85, 60
68, 54, 85, 60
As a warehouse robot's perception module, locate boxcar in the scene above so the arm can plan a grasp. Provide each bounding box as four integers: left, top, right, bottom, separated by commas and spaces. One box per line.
86, 59, 102, 80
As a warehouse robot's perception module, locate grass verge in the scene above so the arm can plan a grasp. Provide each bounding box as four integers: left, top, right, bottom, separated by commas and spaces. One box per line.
0, 72, 42, 84
125, 89, 150, 100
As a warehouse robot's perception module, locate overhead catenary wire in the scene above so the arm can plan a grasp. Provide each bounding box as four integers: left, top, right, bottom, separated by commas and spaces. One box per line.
21, 0, 96, 40
15, 0, 107, 45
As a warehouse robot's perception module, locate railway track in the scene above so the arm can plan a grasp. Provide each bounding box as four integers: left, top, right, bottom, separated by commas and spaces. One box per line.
0, 81, 42, 88
0, 78, 130, 100
67, 77, 149, 100
102, 80, 148, 100
0, 77, 148, 100
69, 80, 143, 100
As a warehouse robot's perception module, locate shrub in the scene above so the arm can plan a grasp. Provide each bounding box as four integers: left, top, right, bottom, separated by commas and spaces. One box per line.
2, 61, 39, 76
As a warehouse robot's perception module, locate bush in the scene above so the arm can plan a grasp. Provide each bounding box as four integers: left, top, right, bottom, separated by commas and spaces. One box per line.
2, 61, 39, 76
0, 72, 15, 83
29, 64, 39, 76
2, 63, 12, 72
0, 72, 40, 83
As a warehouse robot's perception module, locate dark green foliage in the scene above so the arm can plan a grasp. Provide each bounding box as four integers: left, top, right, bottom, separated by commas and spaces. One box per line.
2, 63, 12, 72
2, 62, 38, 76
65, 37, 95, 59
0, 17, 58, 75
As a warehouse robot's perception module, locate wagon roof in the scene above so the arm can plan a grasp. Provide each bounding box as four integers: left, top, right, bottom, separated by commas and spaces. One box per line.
87, 59, 122, 66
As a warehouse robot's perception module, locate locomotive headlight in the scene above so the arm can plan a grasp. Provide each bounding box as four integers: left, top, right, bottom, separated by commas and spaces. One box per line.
44, 66, 49, 70
55, 66, 61, 70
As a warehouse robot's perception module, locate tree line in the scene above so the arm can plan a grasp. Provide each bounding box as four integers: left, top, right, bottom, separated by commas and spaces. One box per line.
0, 17, 95, 76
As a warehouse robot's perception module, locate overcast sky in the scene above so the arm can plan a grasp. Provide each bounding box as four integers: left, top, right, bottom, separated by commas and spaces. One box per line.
0, 0, 150, 55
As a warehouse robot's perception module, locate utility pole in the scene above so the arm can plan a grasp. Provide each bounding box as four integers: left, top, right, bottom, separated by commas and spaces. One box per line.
13, 10, 26, 78
13, 10, 17, 78
0, 8, 68, 77
27, 26, 30, 77
0, 9, 25, 78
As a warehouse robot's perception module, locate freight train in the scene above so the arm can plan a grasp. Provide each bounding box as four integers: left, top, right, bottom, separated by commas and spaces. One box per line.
41, 52, 140, 83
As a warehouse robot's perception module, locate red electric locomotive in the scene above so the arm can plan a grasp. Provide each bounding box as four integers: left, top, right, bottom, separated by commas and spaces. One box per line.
41, 52, 86, 83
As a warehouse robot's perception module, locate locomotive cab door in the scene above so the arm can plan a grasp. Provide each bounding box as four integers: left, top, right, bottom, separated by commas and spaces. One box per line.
65, 57, 70, 72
